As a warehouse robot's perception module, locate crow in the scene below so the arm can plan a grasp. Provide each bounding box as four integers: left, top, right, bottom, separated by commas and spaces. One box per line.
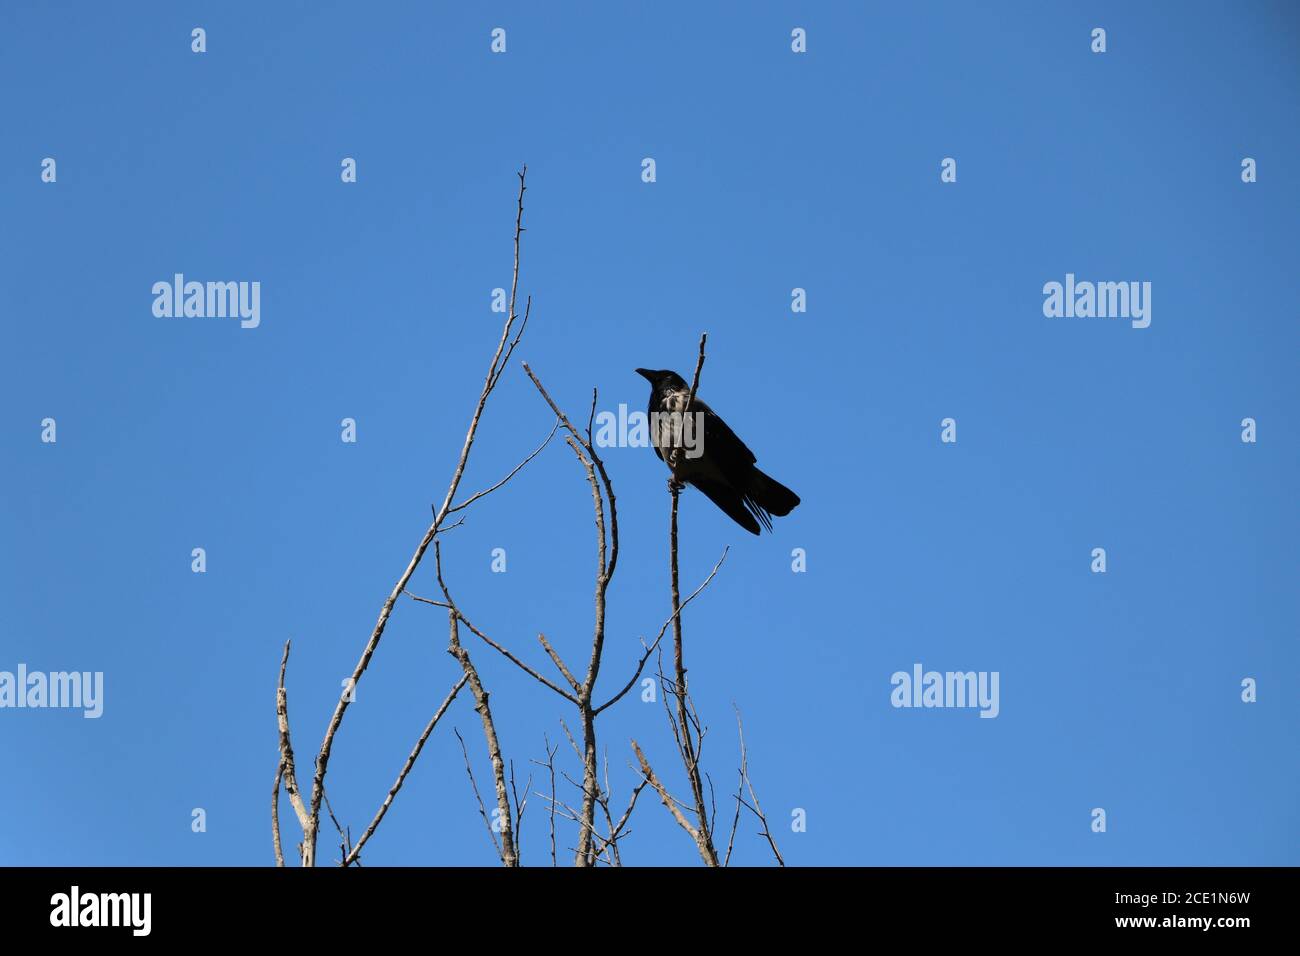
635, 368, 800, 535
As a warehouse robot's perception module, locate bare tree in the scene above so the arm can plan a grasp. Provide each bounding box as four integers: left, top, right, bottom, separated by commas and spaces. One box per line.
271, 170, 783, 868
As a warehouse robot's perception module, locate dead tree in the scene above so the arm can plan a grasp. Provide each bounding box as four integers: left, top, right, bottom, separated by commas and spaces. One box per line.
271, 169, 780, 867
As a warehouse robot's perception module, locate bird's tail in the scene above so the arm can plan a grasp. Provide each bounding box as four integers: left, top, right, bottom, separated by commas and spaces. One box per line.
744, 468, 800, 527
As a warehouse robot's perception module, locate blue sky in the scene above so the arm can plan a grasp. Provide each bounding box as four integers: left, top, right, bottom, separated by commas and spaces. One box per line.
1, 1, 1296, 866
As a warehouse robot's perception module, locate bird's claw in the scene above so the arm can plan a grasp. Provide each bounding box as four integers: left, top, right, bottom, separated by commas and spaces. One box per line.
668, 477, 686, 494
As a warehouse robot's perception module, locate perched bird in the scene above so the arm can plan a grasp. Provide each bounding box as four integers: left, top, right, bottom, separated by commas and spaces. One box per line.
635, 368, 800, 535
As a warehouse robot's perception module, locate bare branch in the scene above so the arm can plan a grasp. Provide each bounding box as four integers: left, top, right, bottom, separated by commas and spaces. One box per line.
734, 704, 785, 866
462, 615, 578, 703
403, 589, 451, 610
487, 169, 530, 390
519, 362, 627, 867
449, 416, 559, 514
436, 554, 578, 704
322, 790, 350, 864
342, 674, 468, 866
596, 546, 728, 715
687, 332, 707, 405
509, 760, 533, 863
438, 546, 517, 866
275, 641, 314, 866
724, 769, 742, 867
455, 727, 502, 861
271, 760, 286, 867
642, 332, 722, 866
304, 167, 531, 864
537, 633, 582, 695
558, 718, 583, 764
632, 740, 717, 865
596, 771, 648, 866
664, 335, 718, 864
529, 734, 560, 866
519, 368, 623, 578
521, 363, 587, 448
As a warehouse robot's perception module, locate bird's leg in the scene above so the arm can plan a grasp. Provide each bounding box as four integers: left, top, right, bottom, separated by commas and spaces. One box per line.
668, 476, 686, 494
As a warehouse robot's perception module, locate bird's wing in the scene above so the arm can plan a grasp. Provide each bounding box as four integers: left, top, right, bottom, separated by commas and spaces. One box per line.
695, 398, 757, 467
689, 474, 762, 535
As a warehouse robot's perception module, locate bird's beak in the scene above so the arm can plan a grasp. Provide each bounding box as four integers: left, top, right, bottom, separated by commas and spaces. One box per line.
634, 368, 654, 382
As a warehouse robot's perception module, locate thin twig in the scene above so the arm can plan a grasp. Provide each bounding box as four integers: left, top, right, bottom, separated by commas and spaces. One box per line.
271, 760, 286, 867
453, 604, 578, 703
529, 734, 560, 866
735, 704, 785, 866
632, 740, 715, 864
403, 590, 451, 610
455, 727, 503, 861
438, 546, 517, 866
509, 759, 533, 864
342, 674, 468, 866
597, 773, 648, 866
322, 789, 350, 864
449, 416, 559, 514
687, 332, 707, 404
303, 167, 531, 865
537, 633, 582, 695
595, 546, 728, 715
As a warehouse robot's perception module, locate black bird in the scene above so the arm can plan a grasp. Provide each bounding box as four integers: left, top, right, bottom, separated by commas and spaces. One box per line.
635, 368, 800, 535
